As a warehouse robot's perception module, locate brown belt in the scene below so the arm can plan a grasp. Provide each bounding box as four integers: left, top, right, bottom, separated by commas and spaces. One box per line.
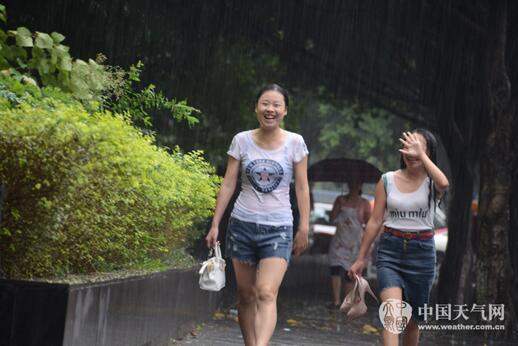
384, 226, 434, 240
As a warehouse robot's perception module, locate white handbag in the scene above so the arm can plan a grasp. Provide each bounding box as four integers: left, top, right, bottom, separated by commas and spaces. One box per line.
199, 242, 226, 291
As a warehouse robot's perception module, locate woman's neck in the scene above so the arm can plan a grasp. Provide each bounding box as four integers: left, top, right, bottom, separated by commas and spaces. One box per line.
256, 127, 283, 139
402, 167, 427, 179
348, 188, 361, 197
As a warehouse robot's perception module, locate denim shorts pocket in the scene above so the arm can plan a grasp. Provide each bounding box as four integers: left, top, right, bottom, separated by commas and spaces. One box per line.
377, 233, 387, 250
417, 238, 435, 251
379, 232, 397, 249
228, 217, 239, 227
275, 225, 291, 232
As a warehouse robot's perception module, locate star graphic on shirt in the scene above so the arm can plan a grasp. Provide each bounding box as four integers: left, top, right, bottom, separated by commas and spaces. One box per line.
256, 168, 271, 182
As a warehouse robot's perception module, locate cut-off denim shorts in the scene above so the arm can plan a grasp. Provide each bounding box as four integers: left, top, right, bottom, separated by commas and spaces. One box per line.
225, 217, 293, 265
376, 231, 436, 321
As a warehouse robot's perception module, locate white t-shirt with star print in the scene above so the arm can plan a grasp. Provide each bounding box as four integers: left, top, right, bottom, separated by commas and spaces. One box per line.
227, 130, 309, 226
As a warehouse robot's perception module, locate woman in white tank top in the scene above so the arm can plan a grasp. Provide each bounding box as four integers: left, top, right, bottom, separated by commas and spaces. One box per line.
349, 129, 449, 346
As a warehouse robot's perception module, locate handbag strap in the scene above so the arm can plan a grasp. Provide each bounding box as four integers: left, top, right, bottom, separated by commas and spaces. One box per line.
199, 261, 209, 275
214, 242, 222, 259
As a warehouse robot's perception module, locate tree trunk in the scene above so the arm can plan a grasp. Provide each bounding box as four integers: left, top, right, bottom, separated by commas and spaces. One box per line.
476, 0, 515, 333
437, 151, 475, 305
510, 152, 518, 330
507, 2, 518, 331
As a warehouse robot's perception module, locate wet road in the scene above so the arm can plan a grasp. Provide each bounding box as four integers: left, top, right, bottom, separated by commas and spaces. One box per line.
175, 255, 516, 346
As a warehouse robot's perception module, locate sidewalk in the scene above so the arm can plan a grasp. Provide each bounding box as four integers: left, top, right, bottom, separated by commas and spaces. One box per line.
175, 255, 515, 346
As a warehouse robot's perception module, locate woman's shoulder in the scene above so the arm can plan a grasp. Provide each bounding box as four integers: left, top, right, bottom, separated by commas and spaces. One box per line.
333, 195, 347, 203
284, 130, 305, 142
382, 170, 399, 183
233, 130, 252, 138
230, 130, 253, 144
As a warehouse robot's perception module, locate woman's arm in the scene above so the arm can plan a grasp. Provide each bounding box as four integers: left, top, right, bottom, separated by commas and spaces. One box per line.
330, 196, 342, 223
419, 153, 449, 197
293, 156, 310, 256
205, 156, 240, 247
349, 178, 386, 277
362, 198, 372, 226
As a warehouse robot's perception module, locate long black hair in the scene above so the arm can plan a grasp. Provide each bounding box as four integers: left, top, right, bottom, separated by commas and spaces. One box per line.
399, 128, 439, 210
255, 83, 290, 108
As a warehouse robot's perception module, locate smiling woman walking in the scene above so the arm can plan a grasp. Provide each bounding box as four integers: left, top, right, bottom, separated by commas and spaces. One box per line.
350, 129, 449, 346
205, 84, 310, 346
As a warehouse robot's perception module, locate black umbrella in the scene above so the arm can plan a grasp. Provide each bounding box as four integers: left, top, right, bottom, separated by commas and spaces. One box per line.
308, 158, 382, 183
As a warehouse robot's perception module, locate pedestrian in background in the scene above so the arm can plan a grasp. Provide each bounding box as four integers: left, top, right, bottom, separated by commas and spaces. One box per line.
326, 180, 371, 309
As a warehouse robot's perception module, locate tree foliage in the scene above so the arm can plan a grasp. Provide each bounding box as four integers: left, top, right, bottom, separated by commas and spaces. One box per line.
287, 96, 405, 171
0, 4, 198, 128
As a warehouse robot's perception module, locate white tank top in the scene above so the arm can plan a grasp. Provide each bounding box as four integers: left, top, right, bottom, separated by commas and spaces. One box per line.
383, 171, 435, 231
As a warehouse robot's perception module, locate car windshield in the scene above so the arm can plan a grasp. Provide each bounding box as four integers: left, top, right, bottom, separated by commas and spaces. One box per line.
310, 203, 333, 225
434, 207, 447, 229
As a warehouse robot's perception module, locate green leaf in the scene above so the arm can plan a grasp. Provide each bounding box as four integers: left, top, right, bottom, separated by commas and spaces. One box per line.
38, 58, 51, 74
50, 32, 66, 43
35, 32, 54, 49
16, 57, 27, 69
4, 45, 27, 62
50, 48, 59, 64
0, 4, 6, 24
58, 56, 72, 71
9, 27, 33, 47
0, 56, 8, 69
54, 44, 70, 57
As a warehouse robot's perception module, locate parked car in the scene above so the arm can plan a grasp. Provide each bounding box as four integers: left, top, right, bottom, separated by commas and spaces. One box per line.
308, 202, 335, 253
433, 206, 448, 273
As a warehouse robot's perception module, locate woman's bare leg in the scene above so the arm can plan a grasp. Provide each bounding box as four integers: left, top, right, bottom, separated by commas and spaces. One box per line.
331, 275, 342, 305
402, 318, 420, 346
380, 287, 403, 346
233, 260, 258, 346
254, 258, 288, 346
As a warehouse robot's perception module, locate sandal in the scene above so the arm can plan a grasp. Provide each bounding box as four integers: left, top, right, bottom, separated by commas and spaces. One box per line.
340, 275, 378, 320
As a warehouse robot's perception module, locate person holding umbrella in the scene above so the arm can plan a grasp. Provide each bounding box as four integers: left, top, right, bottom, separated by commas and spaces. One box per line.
326, 179, 371, 309
349, 129, 449, 345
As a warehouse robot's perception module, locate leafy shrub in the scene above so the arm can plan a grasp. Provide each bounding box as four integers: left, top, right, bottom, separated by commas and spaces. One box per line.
100, 59, 199, 127
0, 88, 219, 279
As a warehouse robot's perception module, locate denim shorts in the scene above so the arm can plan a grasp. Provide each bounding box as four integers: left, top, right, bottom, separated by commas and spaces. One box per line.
376, 231, 436, 321
225, 217, 293, 265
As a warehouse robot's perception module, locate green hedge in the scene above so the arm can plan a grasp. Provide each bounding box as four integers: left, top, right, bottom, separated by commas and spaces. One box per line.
0, 88, 219, 279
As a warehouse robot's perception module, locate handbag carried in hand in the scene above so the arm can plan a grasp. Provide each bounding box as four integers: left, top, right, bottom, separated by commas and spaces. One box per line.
199, 242, 226, 291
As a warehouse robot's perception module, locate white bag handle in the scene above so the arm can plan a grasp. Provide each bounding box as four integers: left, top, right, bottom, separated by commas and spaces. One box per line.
199, 242, 222, 275
214, 242, 222, 259
198, 261, 209, 275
